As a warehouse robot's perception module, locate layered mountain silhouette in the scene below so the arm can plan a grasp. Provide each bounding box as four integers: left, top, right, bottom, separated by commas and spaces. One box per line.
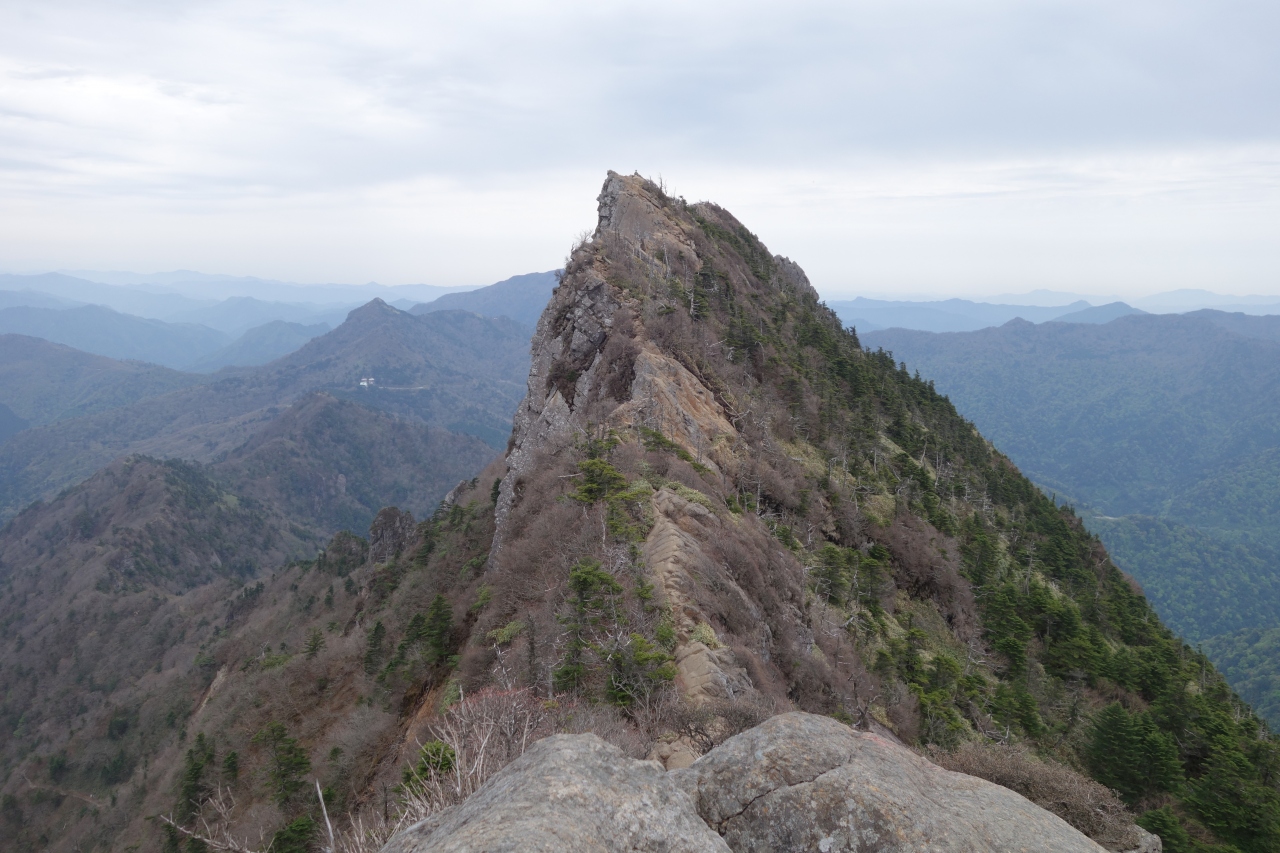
410, 270, 558, 327
0, 300, 529, 522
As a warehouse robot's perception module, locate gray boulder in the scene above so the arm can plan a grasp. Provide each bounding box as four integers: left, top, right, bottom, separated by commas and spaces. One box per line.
380, 733, 730, 853
671, 712, 1110, 853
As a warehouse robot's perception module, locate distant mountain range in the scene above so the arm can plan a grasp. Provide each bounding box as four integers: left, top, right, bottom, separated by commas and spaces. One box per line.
865, 310, 1280, 723
0, 300, 531, 523
410, 270, 558, 327
0, 270, 564, 373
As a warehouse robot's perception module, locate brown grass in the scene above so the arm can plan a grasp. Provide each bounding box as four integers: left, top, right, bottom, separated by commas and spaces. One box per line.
931, 741, 1139, 851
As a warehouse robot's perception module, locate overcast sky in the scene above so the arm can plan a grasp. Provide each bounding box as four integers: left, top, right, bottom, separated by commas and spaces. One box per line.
2, 0, 1278, 299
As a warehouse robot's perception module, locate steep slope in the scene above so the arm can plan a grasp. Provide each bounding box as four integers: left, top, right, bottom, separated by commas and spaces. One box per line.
7, 175, 1274, 853
0, 458, 313, 846
0, 335, 203, 431
0, 304, 230, 368
0, 422, 496, 852
463, 173, 1277, 851
863, 316, 1280, 723
410, 271, 558, 327
0, 302, 529, 519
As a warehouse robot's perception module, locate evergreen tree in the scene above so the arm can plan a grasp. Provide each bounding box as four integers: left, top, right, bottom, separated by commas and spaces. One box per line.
251, 722, 311, 807
177, 733, 215, 823
553, 559, 623, 693
363, 620, 386, 674
304, 628, 325, 659
1085, 703, 1181, 806
423, 595, 454, 665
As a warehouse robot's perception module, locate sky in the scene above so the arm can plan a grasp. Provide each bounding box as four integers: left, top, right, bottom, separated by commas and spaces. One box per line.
1, 0, 1278, 300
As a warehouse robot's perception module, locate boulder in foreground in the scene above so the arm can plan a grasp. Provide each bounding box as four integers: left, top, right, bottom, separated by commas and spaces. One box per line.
383, 712, 1160, 853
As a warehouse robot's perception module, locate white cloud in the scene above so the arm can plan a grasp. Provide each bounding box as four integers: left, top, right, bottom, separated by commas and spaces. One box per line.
0, 0, 1278, 295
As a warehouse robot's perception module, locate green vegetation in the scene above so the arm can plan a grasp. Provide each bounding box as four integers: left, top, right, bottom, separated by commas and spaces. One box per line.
251, 722, 311, 807
865, 317, 1280, 733
553, 559, 625, 694
177, 733, 216, 823
1202, 626, 1280, 725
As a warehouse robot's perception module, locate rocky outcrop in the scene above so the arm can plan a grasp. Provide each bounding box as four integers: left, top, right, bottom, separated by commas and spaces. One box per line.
382, 713, 1149, 853
645, 488, 758, 704
380, 734, 730, 853
368, 506, 416, 564
672, 713, 1112, 853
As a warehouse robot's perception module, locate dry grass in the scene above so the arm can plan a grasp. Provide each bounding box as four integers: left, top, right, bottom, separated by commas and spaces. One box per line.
931, 741, 1139, 851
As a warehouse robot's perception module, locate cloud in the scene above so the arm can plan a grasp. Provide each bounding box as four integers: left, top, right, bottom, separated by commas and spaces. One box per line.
0, 0, 1277, 294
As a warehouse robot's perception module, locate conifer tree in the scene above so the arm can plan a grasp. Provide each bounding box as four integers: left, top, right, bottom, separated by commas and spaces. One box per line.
423, 595, 454, 665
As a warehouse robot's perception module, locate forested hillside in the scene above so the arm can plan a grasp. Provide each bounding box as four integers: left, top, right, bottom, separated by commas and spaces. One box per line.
0, 335, 202, 429
864, 316, 1280, 728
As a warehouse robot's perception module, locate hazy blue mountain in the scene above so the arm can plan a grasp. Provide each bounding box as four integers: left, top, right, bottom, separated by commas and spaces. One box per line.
864, 314, 1280, 518
827, 296, 1091, 333
185, 320, 330, 372
163, 295, 347, 335
0, 403, 26, 443
1133, 288, 1280, 314
410, 270, 558, 327
61, 268, 476, 306
0, 304, 229, 367
0, 272, 214, 318
983, 288, 1110, 306
1190, 309, 1280, 342
0, 289, 80, 310
0, 301, 530, 518
1051, 302, 1146, 324
0, 334, 204, 430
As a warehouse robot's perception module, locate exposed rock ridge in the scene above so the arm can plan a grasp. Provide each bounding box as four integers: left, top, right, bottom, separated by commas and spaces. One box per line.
493, 171, 725, 550
489, 172, 763, 703
382, 713, 1148, 853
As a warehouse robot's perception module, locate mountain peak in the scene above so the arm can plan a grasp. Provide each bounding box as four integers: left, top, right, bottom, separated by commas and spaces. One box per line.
344, 296, 400, 322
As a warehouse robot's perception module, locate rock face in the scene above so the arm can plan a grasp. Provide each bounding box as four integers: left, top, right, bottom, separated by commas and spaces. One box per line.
672, 713, 1110, 853
368, 506, 416, 564
380, 734, 730, 853
383, 713, 1139, 853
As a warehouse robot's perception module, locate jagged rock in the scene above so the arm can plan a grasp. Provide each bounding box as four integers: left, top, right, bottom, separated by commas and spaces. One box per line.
368, 506, 416, 564
380, 734, 729, 853
1128, 827, 1163, 853
671, 712, 1111, 853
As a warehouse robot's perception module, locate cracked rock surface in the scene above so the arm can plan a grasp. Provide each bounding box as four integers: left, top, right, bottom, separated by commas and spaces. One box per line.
672, 713, 1110, 853
382, 713, 1149, 853
380, 733, 730, 853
